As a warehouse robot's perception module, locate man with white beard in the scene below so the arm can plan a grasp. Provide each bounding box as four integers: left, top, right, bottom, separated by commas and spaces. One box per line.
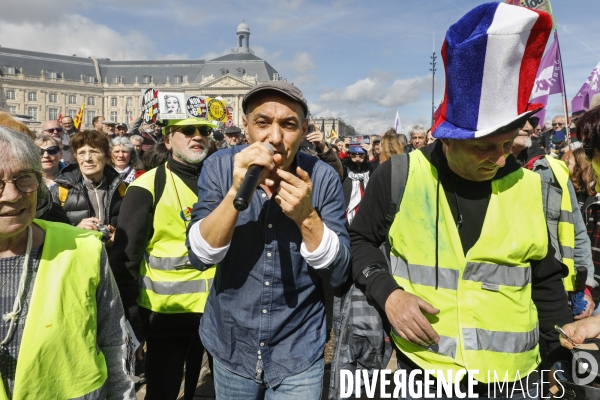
109, 117, 218, 399
512, 117, 597, 320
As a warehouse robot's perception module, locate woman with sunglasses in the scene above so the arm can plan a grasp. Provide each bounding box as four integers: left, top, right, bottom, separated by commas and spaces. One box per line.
34, 135, 65, 190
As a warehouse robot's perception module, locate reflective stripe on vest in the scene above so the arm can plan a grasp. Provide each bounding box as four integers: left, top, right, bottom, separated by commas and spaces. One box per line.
1, 220, 108, 400
388, 150, 547, 383
129, 164, 215, 313
545, 156, 576, 291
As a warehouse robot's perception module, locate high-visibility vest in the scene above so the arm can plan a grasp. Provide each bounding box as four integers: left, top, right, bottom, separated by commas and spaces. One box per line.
129, 164, 215, 314
388, 150, 548, 383
544, 156, 576, 291
1, 219, 108, 400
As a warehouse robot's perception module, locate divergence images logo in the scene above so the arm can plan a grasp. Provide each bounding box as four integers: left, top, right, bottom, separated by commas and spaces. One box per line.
573, 351, 599, 386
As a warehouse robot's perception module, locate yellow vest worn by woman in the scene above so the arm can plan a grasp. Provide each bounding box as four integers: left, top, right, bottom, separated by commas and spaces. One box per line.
129, 164, 215, 314
389, 150, 548, 383
0, 219, 108, 400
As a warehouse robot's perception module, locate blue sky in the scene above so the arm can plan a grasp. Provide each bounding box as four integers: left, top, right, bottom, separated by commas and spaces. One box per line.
1, 0, 598, 134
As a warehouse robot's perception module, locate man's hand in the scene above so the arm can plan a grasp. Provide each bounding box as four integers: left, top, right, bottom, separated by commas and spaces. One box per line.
274, 166, 315, 226
307, 123, 325, 152
343, 137, 351, 152
560, 315, 600, 349
385, 289, 440, 346
574, 294, 595, 320
232, 142, 276, 192
361, 143, 372, 155
105, 225, 116, 248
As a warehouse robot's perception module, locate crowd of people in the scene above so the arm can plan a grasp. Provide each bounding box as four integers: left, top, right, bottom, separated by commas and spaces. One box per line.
4, 3, 600, 400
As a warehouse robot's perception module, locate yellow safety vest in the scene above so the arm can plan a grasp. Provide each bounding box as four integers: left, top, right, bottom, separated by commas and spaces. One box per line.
129, 164, 215, 314
388, 150, 548, 383
1, 219, 108, 400
544, 156, 576, 291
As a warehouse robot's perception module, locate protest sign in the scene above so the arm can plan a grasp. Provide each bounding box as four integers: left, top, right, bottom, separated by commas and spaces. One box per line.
159, 92, 186, 120
141, 88, 159, 123
185, 95, 208, 119
207, 98, 228, 123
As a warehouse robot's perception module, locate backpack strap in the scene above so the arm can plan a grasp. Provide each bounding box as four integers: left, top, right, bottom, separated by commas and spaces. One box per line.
58, 186, 69, 207
385, 153, 409, 228
153, 162, 167, 211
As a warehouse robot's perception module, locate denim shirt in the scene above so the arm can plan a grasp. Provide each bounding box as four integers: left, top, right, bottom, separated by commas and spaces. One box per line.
186, 145, 351, 387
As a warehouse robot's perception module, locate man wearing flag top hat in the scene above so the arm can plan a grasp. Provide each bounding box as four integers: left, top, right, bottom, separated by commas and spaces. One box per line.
110, 116, 217, 400
350, 2, 574, 398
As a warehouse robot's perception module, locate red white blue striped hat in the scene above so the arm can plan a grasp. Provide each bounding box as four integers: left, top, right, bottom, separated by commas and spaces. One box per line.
432, 2, 553, 140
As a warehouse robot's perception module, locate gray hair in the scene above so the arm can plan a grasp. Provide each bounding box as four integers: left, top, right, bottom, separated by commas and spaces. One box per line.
398, 134, 408, 146
110, 136, 144, 170
409, 124, 427, 138
129, 134, 143, 144
34, 134, 61, 149
0, 126, 49, 208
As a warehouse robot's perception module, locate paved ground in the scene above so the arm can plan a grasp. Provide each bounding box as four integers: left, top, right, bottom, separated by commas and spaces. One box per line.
135, 352, 397, 400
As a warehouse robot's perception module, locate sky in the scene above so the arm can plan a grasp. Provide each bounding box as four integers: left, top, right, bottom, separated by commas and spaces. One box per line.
1, 0, 599, 134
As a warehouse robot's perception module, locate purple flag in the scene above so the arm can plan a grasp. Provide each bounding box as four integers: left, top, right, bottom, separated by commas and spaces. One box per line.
530, 35, 563, 125
572, 61, 600, 113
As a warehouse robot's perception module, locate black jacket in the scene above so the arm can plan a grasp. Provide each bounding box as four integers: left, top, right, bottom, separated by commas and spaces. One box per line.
54, 164, 125, 227
350, 141, 572, 364
341, 157, 378, 207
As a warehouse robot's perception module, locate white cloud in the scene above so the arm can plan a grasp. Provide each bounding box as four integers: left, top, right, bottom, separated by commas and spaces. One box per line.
0, 14, 191, 60
281, 52, 316, 74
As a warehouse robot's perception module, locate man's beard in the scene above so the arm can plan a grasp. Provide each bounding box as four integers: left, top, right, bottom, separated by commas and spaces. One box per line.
173, 146, 208, 165
523, 136, 532, 148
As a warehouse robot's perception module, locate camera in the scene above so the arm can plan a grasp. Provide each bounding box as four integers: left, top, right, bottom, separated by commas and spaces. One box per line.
95, 224, 112, 242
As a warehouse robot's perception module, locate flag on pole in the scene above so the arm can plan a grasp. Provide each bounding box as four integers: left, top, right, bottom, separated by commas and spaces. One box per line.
73, 104, 85, 130
56, 112, 63, 123
530, 34, 563, 125
505, 0, 556, 28
572, 61, 600, 113
330, 129, 338, 140
394, 110, 402, 134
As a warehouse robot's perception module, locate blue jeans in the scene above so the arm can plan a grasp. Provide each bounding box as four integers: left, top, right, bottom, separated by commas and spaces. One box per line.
213, 356, 324, 400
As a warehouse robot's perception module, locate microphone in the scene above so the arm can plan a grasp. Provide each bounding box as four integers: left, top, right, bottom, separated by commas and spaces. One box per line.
233, 143, 273, 211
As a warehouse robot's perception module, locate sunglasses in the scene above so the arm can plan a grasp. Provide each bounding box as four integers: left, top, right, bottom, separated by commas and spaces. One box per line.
39, 146, 60, 156
552, 123, 564, 127
349, 152, 365, 156
583, 146, 596, 162
43, 127, 63, 133
172, 126, 210, 137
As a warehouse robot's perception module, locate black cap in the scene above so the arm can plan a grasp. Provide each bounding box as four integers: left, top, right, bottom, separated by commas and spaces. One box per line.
225, 126, 242, 135
212, 131, 224, 141
116, 123, 128, 130
242, 81, 308, 117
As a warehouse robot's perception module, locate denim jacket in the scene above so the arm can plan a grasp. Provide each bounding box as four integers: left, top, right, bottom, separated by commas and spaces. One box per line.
186, 146, 351, 387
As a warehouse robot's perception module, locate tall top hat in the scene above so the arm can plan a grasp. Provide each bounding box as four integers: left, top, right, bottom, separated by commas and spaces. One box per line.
432, 2, 553, 140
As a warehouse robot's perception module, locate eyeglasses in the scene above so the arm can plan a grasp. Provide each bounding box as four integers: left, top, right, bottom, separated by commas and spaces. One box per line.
583, 146, 596, 162
171, 126, 210, 137
0, 172, 41, 195
552, 123, 565, 127
43, 127, 63, 133
76, 149, 103, 159
349, 153, 365, 157
39, 146, 60, 156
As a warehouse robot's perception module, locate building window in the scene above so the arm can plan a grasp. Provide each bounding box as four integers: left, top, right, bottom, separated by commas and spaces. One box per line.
68, 109, 78, 118
6, 90, 15, 100
142, 75, 151, 84
110, 111, 118, 122
68, 95, 77, 104
8, 106, 16, 114
47, 71, 58, 80
86, 75, 95, 83
28, 92, 37, 102
86, 111, 96, 127
49, 93, 57, 103
237, 68, 245, 76
4, 66, 15, 75
126, 97, 133, 107
27, 107, 38, 120
112, 76, 120, 84
110, 97, 118, 107
220, 68, 228, 75
125, 111, 133, 122
49, 108, 58, 121
87, 97, 95, 106
174, 75, 183, 84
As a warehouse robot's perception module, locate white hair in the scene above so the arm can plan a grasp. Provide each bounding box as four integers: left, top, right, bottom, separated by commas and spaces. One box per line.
409, 124, 427, 138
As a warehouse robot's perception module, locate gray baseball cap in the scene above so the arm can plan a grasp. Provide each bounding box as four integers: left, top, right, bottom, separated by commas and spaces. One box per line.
242, 81, 308, 117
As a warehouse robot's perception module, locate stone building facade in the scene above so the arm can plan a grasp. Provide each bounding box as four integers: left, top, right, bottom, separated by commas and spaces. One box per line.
0, 21, 282, 131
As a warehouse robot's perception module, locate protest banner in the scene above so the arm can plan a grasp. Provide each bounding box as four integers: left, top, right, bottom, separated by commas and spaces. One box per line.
141, 88, 159, 123
185, 95, 208, 119
159, 92, 186, 120
572, 61, 600, 113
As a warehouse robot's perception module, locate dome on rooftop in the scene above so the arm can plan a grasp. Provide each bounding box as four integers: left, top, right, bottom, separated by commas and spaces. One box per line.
237, 21, 250, 33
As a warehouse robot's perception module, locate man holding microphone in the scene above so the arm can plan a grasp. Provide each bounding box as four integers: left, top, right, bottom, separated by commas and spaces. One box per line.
186, 81, 350, 399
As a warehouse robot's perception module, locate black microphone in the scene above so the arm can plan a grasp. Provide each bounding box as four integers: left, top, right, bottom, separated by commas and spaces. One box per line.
233, 144, 273, 211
